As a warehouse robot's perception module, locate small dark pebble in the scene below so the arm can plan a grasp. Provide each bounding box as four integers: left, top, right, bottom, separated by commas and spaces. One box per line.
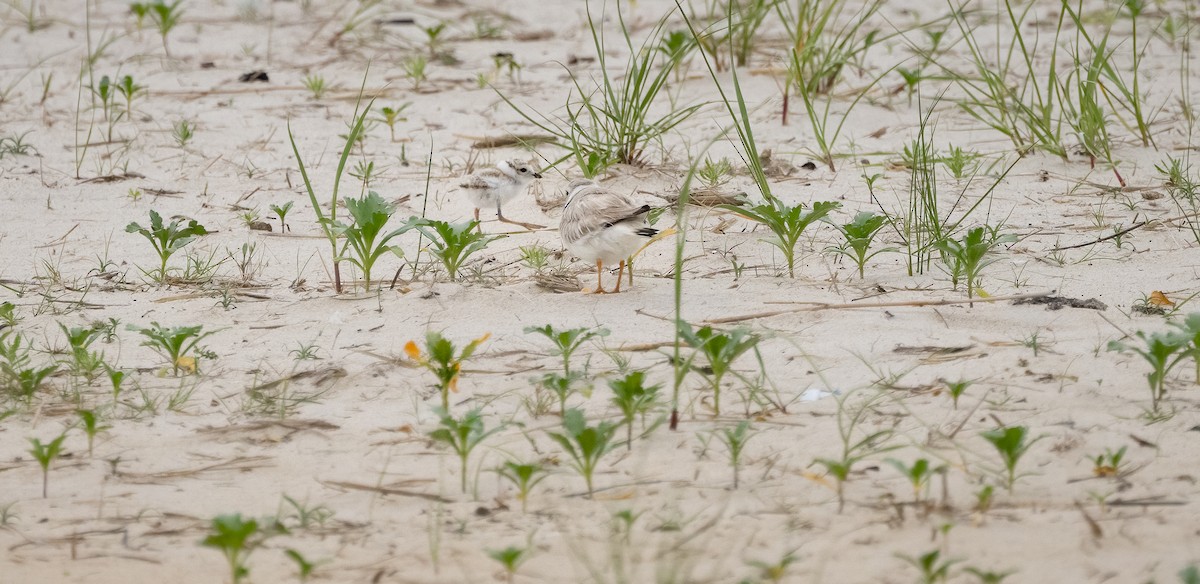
239, 70, 269, 83
200, 62, 215, 69
249, 221, 272, 232
474, 506, 491, 517
800, 161, 817, 171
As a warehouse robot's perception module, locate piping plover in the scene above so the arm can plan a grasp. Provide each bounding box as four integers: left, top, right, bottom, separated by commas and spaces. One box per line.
560, 179, 658, 294
458, 159, 544, 230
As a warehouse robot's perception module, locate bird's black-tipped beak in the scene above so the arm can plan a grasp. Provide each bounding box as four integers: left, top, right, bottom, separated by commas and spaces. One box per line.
533, 172, 543, 179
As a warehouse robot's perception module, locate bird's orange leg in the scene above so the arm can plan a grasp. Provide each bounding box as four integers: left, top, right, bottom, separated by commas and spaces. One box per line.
591, 260, 607, 294
613, 260, 626, 293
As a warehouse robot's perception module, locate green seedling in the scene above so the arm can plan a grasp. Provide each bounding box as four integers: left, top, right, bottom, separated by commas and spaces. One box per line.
811, 392, 897, 512
828, 211, 895, 278
943, 145, 979, 180
1169, 313, 1200, 385
901, 549, 957, 584
125, 210, 208, 283
116, 75, 144, 117
518, 244, 551, 273
944, 378, 972, 408
1181, 565, 1200, 584
130, 2, 151, 28
885, 457, 945, 504
375, 104, 410, 142
106, 365, 126, 403
172, 119, 194, 146
76, 409, 109, 457
963, 567, 1016, 583
412, 219, 502, 282
1107, 326, 1192, 413
347, 160, 382, 189
201, 514, 285, 584
1090, 446, 1127, 478
487, 545, 529, 584
131, 322, 214, 375
697, 157, 733, 188
678, 322, 760, 416
980, 425, 1040, 493
722, 199, 840, 278
302, 74, 328, 99
428, 407, 502, 494
713, 420, 756, 489
934, 226, 1014, 300
496, 461, 549, 513
405, 331, 490, 410
29, 432, 68, 498
524, 324, 609, 377
270, 201, 293, 233
1, 332, 57, 400
746, 550, 798, 583
285, 549, 317, 583
608, 370, 662, 450
150, 0, 185, 57
537, 371, 586, 417
59, 323, 105, 381
0, 302, 16, 327
547, 409, 619, 497
402, 55, 428, 90
422, 22, 447, 55
331, 191, 413, 292
280, 495, 335, 529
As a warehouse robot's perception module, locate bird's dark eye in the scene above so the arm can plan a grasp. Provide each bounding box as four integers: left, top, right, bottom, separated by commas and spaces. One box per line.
519, 167, 528, 173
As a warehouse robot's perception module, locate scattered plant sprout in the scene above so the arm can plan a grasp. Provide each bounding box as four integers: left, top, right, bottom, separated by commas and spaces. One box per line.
944, 378, 972, 409
828, 211, 894, 278
1090, 446, 1127, 478
375, 104, 410, 142
132, 322, 214, 375
1107, 326, 1192, 413
302, 74, 328, 99
885, 457, 945, 505
811, 391, 897, 512
201, 514, 285, 584
284, 549, 317, 583
964, 566, 1017, 583
934, 226, 1015, 300
487, 545, 529, 584
496, 461, 550, 513
678, 322, 760, 416
524, 324, 609, 377
116, 75, 144, 117
402, 55, 428, 90
130, 2, 151, 28
76, 409, 109, 457
106, 365, 126, 403
172, 119, 194, 146
125, 210, 209, 283
900, 549, 957, 584
412, 219, 502, 282
713, 420, 755, 489
59, 323, 106, 381
29, 432, 68, 498
1169, 313, 1200, 385
150, 0, 185, 57
429, 407, 501, 494
288, 75, 373, 294
270, 201, 293, 233
980, 425, 1040, 493
723, 199, 840, 278
608, 370, 662, 450
547, 409, 618, 497
537, 371, 585, 417
332, 191, 413, 292
405, 331, 490, 410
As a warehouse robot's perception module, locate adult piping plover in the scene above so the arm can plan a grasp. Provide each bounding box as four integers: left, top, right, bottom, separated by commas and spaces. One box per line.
458, 159, 544, 230
560, 179, 658, 294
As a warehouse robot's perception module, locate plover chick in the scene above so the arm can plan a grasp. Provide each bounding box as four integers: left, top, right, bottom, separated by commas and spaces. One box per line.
560, 179, 659, 294
458, 159, 544, 230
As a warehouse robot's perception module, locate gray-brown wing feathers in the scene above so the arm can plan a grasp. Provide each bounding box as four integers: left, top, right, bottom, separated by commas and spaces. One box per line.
561, 186, 649, 244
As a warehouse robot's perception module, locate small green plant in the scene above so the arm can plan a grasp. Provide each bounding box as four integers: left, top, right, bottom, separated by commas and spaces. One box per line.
900, 549, 957, 584
270, 201, 293, 233
284, 549, 317, 583
608, 370, 662, 450
150, 0, 185, 57
487, 545, 529, 584
811, 391, 897, 512
130, 2, 151, 28
713, 420, 755, 489
1181, 565, 1200, 584
172, 119, 194, 146
75, 409, 109, 457
115, 75, 144, 118
678, 322, 760, 416
332, 191, 412, 292
524, 324, 609, 377
944, 378, 972, 408
374, 104, 410, 142
405, 331, 490, 410
402, 55, 428, 90
59, 323, 106, 381
536, 371, 585, 417
429, 407, 502, 494
302, 74, 328, 99
106, 365, 126, 403
125, 210, 209, 283
1107, 326, 1192, 413
963, 566, 1016, 583
421, 22, 447, 55
132, 322, 214, 375
29, 432, 68, 498
942, 145, 979, 180
1169, 313, 1200, 385
547, 409, 618, 497
201, 514, 284, 584
1090, 446, 1127, 478
496, 461, 550, 513
934, 226, 1014, 300
0, 302, 16, 327
412, 219, 502, 282
518, 244, 551, 273
723, 199, 840, 278
828, 211, 894, 279
697, 157, 733, 187
980, 425, 1039, 493
885, 457, 945, 504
